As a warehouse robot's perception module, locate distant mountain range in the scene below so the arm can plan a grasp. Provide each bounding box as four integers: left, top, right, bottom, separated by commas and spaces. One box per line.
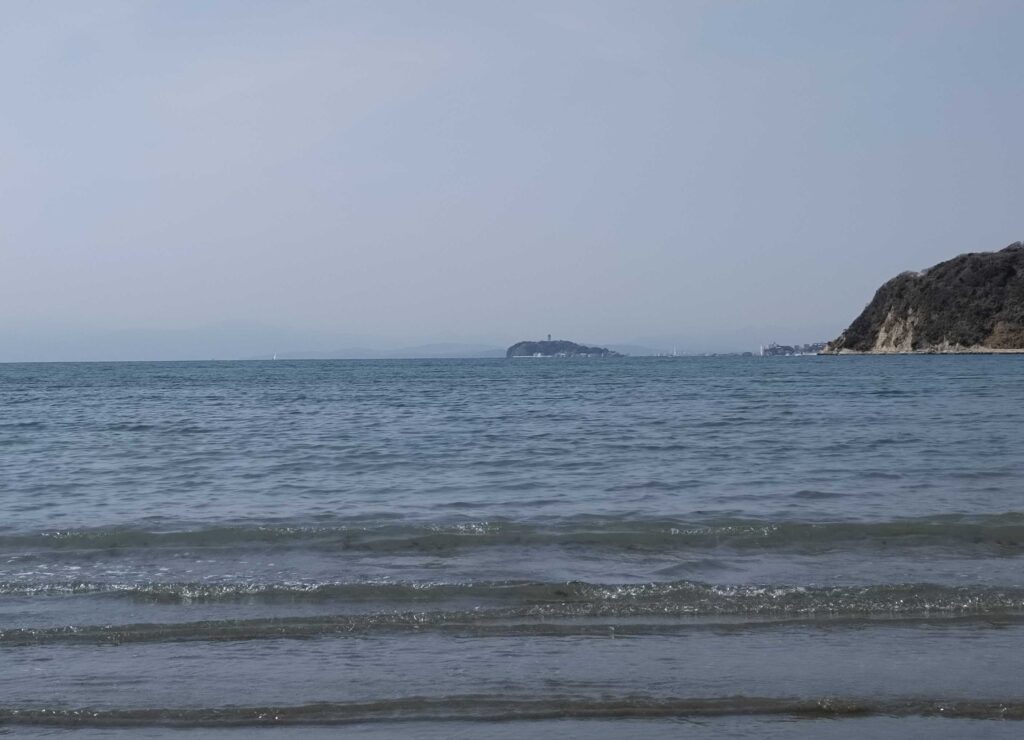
0, 322, 835, 362
249, 343, 509, 360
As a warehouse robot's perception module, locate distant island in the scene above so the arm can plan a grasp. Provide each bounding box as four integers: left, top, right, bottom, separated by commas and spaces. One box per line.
506, 339, 622, 358
825, 242, 1024, 354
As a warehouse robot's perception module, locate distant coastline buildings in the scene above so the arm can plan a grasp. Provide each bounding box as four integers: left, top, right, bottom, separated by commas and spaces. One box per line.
760, 341, 828, 357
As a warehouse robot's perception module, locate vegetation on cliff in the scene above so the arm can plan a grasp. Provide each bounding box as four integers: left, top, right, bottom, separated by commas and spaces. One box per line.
506, 340, 622, 358
826, 242, 1024, 353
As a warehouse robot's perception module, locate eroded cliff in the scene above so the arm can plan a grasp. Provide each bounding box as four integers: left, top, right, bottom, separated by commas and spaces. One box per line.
826, 243, 1024, 353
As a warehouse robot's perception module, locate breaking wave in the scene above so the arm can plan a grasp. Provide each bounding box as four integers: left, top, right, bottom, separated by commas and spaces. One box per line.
4, 514, 1024, 555
3, 581, 1024, 645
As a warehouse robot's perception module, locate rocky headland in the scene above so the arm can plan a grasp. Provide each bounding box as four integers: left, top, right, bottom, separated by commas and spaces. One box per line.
825, 242, 1024, 354
506, 340, 622, 358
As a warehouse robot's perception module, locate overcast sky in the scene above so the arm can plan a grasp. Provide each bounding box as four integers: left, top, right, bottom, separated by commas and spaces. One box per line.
1, 1, 1021, 358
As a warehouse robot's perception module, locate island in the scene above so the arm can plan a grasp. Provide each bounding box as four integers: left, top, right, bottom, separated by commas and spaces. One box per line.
506, 339, 622, 358
824, 242, 1024, 353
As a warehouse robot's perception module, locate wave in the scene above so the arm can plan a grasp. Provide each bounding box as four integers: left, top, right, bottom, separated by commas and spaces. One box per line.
4, 611, 1023, 647
4, 579, 1024, 611
5, 514, 1024, 554
4, 582, 1024, 645
0, 696, 1021, 726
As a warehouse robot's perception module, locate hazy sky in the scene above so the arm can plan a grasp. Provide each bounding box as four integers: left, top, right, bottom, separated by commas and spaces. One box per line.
2, 1, 1022, 357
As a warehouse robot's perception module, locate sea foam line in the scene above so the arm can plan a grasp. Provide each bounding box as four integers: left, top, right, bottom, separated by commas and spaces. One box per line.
3, 579, 1024, 613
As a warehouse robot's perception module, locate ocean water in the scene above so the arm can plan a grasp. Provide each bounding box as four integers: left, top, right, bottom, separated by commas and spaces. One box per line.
1, 356, 1023, 738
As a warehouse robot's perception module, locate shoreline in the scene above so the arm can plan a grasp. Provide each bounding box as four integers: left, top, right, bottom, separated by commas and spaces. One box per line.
819, 347, 1024, 355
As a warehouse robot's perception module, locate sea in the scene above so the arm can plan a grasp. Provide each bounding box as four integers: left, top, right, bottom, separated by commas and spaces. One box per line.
1, 356, 1023, 738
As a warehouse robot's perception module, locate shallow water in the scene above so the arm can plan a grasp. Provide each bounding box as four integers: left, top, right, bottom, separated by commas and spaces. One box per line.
1, 356, 1023, 736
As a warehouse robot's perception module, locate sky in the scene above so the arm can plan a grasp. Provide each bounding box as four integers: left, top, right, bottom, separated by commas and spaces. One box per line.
1, 1, 1022, 359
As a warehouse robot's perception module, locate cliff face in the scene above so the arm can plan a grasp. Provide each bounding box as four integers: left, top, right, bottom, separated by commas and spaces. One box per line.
506, 340, 621, 358
826, 242, 1024, 353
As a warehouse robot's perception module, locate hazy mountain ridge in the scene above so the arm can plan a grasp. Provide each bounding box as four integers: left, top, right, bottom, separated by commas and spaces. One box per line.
251, 343, 508, 360
0, 323, 837, 362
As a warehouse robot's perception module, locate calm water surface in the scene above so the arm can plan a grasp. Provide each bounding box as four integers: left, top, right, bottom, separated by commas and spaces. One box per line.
1, 357, 1023, 737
